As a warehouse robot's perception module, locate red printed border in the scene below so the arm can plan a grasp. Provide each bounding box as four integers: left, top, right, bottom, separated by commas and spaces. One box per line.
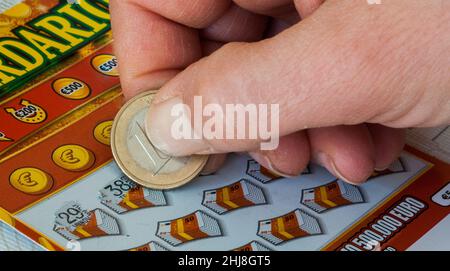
0, 43, 120, 154
323, 146, 449, 251
0, 94, 123, 213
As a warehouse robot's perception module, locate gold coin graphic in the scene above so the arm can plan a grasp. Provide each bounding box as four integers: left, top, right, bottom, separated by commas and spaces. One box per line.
91, 54, 119, 76
0, 207, 15, 226
3, 3, 32, 18
52, 78, 91, 100
52, 145, 95, 172
9, 167, 54, 195
94, 120, 113, 145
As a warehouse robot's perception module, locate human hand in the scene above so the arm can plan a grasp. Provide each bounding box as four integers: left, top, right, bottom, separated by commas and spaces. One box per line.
110, 0, 450, 184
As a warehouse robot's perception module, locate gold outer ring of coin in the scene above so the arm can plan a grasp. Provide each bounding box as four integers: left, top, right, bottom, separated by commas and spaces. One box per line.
111, 90, 209, 190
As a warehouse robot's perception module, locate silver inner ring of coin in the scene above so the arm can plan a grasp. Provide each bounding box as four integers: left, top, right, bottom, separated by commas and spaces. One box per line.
126, 106, 188, 175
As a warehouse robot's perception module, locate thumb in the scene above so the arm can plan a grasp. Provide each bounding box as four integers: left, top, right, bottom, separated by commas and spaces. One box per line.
145, 1, 449, 156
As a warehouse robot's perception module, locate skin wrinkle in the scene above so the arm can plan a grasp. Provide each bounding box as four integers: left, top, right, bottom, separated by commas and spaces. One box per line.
247, 46, 267, 105
224, 7, 240, 38
184, 0, 202, 21
172, 27, 185, 65
284, 6, 366, 127
379, 39, 434, 126
139, 0, 230, 28
369, 6, 447, 126
268, 21, 330, 129
241, 11, 257, 41
324, 11, 407, 125
383, 39, 444, 128
125, 20, 192, 81
189, 0, 217, 27
432, 47, 450, 126
177, 30, 187, 68
294, 44, 363, 126
116, 9, 199, 85
203, 5, 268, 42
350, 25, 409, 123
322, 4, 429, 126
294, 0, 323, 19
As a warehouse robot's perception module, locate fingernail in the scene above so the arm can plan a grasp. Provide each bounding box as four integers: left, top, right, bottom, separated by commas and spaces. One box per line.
249, 152, 298, 178
315, 152, 359, 185
145, 96, 213, 156
374, 166, 389, 171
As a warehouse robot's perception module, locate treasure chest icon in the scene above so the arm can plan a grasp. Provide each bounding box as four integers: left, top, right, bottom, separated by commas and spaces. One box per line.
301, 179, 365, 213
202, 179, 266, 214
128, 241, 168, 251
156, 210, 222, 246
233, 241, 272, 251
370, 158, 406, 179
257, 209, 322, 245
5, 99, 47, 124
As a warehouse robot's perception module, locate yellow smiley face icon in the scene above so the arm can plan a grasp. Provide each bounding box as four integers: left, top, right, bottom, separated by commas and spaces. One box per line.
94, 120, 113, 145
9, 167, 54, 195
52, 145, 95, 172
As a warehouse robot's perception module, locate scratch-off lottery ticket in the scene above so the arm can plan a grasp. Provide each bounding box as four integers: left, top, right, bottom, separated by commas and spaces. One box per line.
0, 1, 449, 251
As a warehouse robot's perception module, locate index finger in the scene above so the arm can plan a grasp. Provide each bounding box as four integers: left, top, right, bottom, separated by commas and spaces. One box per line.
109, 0, 197, 99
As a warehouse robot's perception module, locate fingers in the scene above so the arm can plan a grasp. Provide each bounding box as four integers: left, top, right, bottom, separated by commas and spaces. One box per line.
367, 124, 405, 170
247, 124, 404, 184
264, 18, 292, 38
144, 2, 389, 156
200, 154, 228, 175
110, 0, 202, 99
135, 0, 232, 28
202, 40, 224, 56
202, 4, 269, 43
293, 0, 324, 19
233, 0, 295, 18
308, 125, 376, 185
249, 131, 310, 177
110, 0, 316, 99
143, 0, 450, 159
309, 124, 405, 184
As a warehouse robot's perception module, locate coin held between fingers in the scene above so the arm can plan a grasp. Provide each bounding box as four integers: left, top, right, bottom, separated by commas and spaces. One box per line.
111, 90, 209, 190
